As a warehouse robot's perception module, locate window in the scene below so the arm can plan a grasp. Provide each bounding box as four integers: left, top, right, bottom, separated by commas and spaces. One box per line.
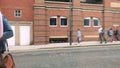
60, 17, 67, 27
50, 16, 57, 26
84, 17, 100, 27
45, 0, 70, 2
93, 18, 99, 27
80, 0, 103, 4
84, 18, 90, 27
14, 9, 22, 17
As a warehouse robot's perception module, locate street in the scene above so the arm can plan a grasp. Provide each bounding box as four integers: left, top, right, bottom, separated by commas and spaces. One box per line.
12, 45, 120, 68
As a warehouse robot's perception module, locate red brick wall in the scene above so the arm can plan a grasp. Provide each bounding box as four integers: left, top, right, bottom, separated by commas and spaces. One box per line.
33, 7, 49, 44
0, 0, 34, 21
34, 0, 120, 44
2, 0, 120, 44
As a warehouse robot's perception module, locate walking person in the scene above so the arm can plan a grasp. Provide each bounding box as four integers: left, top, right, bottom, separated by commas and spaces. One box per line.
77, 28, 81, 43
98, 26, 107, 43
113, 27, 119, 41
117, 27, 120, 40
0, 11, 13, 67
107, 28, 113, 42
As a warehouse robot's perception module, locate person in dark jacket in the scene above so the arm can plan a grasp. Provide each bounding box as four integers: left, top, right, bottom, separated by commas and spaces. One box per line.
113, 27, 119, 41
0, 13, 13, 63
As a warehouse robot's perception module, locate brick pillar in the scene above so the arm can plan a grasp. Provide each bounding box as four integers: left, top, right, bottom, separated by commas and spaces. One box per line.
103, 0, 113, 30
33, 0, 49, 45
72, 0, 82, 42
72, 0, 80, 7
103, 0, 111, 9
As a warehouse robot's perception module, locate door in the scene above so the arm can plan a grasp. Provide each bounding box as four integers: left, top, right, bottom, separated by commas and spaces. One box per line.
7, 26, 15, 46
20, 26, 30, 45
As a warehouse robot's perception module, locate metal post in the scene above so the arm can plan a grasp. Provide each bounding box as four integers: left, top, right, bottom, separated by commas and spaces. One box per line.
69, 0, 72, 46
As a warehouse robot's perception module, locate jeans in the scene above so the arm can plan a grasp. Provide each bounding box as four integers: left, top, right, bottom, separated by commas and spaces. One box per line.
99, 33, 106, 43
77, 37, 80, 43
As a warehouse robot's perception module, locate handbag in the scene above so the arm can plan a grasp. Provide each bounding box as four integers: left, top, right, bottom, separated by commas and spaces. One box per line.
2, 42, 15, 68
2, 53, 15, 68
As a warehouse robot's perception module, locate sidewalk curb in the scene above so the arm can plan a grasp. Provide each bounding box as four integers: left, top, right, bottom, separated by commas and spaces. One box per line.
9, 42, 120, 53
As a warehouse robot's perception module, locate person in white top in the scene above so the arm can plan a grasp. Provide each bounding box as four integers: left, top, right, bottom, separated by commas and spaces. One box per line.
77, 28, 81, 43
98, 26, 106, 43
98, 27, 103, 34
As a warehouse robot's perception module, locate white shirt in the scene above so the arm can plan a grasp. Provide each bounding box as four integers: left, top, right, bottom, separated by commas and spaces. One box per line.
98, 27, 103, 33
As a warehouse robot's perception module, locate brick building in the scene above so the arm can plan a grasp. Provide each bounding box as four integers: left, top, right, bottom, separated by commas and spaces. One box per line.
1, 0, 120, 45
0, 0, 34, 45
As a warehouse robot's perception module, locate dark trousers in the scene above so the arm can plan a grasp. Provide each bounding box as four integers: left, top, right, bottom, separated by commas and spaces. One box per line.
77, 37, 80, 43
99, 33, 106, 43
114, 35, 119, 41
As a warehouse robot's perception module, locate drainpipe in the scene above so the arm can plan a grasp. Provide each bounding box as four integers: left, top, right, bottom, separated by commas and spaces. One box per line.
69, 0, 73, 46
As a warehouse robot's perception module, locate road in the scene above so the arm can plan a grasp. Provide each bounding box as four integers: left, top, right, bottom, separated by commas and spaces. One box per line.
12, 45, 120, 68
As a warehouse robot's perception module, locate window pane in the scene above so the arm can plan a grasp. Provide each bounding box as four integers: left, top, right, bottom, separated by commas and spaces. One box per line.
50, 18, 56, 25
61, 18, 67, 26
94, 19, 99, 26
84, 19, 89, 26
14, 10, 21, 17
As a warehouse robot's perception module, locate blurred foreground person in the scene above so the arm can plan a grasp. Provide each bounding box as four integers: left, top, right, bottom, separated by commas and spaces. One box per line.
0, 11, 13, 67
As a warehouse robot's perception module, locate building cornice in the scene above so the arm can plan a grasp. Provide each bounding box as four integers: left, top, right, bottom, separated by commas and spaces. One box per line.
34, 4, 46, 9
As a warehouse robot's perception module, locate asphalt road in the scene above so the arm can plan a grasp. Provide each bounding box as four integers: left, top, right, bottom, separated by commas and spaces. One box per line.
12, 45, 120, 68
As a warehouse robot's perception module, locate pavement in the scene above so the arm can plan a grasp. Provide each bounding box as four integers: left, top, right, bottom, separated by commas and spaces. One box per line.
8, 41, 120, 52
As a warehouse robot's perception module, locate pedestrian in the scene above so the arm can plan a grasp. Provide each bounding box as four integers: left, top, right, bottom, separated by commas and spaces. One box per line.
77, 28, 81, 43
117, 27, 120, 40
113, 27, 119, 41
107, 28, 113, 42
98, 26, 107, 43
0, 11, 13, 66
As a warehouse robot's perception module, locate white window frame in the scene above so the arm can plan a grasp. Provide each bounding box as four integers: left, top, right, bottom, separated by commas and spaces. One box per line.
93, 18, 100, 27
14, 9, 22, 18
49, 16, 57, 27
84, 17, 91, 27
60, 16, 68, 27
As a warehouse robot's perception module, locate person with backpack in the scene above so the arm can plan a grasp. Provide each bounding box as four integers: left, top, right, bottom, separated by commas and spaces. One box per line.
113, 27, 119, 41
0, 11, 13, 67
107, 28, 113, 42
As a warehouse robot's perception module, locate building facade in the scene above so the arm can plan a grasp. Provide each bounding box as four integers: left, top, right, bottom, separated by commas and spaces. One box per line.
0, 0, 34, 46
1, 0, 120, 45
